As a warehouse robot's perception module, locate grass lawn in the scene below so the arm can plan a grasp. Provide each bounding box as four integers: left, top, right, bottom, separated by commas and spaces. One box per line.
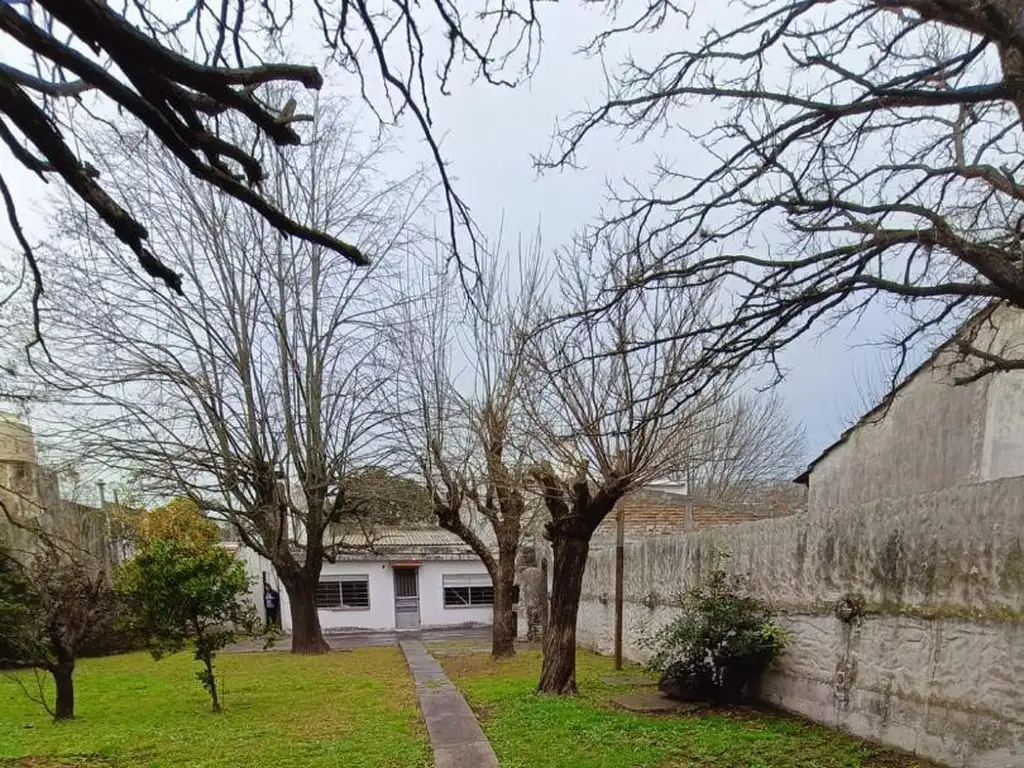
0, 648, 430, 768
437, 649, 938, 768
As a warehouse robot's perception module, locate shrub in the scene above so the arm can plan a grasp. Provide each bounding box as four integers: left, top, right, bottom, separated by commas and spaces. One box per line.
642, 569, 789, 703
117, 539, 256, 713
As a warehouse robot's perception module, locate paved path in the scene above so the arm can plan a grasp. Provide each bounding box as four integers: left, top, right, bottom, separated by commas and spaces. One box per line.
225, 626, 491, 653
400, 639, 499, 768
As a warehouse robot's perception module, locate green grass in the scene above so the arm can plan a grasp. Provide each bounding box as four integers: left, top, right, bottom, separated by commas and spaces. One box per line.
0, 648, 430, 768
439, 650, 937, 768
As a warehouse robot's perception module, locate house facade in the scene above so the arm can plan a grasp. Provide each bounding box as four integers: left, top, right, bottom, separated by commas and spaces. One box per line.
235, 526, 494, 634
0, 413, 117, 567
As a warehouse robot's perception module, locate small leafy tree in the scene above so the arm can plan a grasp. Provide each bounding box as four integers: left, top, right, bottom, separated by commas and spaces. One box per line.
0, 544, 117, 720
118, 536, 255, 713
643, 569, 789, 704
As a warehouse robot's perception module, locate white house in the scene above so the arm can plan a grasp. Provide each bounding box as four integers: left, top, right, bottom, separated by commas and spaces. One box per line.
233, 526, 494, 633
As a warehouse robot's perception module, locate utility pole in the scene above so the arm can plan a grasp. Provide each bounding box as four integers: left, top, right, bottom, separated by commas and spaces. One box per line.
614, 503, 625, 670
97, 479, 106, 508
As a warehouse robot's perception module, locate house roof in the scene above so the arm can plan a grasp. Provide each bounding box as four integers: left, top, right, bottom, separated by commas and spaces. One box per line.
335, 526, 471, 549
794, 301, 1003, 485
327, 525, 479, 560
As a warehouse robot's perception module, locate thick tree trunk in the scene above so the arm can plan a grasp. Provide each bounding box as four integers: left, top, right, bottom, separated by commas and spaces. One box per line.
538, 534, 591, 695
491, 550, 517, 659
52, 661, 75, 721
280, 573, 330, 654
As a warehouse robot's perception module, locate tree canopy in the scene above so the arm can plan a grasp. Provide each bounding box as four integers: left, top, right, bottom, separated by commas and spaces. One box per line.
117, 497, 220, 551
541, 0, 1024, 384
1, 0, 541, 330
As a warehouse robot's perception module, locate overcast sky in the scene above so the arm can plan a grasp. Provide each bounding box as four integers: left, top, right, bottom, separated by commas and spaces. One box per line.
0, 1, 918, 465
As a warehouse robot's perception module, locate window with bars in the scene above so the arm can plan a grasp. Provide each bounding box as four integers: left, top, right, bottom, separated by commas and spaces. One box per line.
315, 576, 370, 610
443, 573, 494, 608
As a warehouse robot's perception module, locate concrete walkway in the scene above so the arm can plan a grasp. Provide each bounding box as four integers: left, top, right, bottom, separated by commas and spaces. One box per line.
400, 639, 499, 768
224, 626, 491, 653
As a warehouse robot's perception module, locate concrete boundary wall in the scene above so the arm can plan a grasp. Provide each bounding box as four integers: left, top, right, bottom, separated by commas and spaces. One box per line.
577, 476, 1024, 768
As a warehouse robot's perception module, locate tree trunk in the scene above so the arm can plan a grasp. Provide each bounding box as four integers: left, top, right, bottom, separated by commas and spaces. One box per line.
538, 534, 590, 695
202, 655, 221, 713
280, 573, 330, 654
52, 661, 75, 721
491, 550, 517, 659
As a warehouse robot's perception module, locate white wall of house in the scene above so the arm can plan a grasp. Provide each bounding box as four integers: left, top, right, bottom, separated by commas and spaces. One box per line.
419, 560, 493, 628
278, 560, 394, 633
273, 557, 494, 633
225, 543, 278, 624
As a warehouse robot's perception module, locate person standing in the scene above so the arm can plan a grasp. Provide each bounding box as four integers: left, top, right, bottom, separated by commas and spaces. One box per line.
263, 580, 280, 629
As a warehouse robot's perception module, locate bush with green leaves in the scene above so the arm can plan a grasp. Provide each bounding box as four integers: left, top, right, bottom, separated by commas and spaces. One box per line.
117, 538, 255, 712
642, 569, 789, 703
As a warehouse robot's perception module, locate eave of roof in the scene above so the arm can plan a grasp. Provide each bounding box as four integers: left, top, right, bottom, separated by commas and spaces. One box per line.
793, 301, 1002, 485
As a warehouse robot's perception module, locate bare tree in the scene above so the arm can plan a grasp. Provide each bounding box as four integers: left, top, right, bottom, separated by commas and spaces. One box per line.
685, 392, 807, 499
541, 0, 1024, 386
0, 493, 118, 721
30, 105, 430, 653
394, 249, 543, 658
1, 1, 542, 320
527, 239, 729, 694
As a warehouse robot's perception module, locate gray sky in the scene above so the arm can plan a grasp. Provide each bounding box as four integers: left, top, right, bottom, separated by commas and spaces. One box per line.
0, 2, 915, 464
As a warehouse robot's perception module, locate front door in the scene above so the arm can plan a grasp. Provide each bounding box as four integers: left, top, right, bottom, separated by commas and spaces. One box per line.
393, 567, 420, 630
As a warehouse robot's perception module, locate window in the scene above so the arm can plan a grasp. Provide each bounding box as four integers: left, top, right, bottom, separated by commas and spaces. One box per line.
315, 576, 370, 610
443, 573, 494, 608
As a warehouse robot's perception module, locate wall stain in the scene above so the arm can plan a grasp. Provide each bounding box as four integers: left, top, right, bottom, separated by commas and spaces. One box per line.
874, 531, 909, 605
999, 537, 1024, 593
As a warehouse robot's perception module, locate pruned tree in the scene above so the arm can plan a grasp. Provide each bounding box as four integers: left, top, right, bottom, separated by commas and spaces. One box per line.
541, 0, 1024, 385
1, 0, 542, 321
394, 249, 544, 658
527, 240, 729, 694
30, 104, 430, 654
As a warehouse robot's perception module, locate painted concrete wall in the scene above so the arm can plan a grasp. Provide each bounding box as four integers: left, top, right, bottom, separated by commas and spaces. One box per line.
808, 305, 1024, 513
577, 315, 1024, 768
279, 560, 395, 632
578, 477, 1024, 768
271, 558, 493, 633
228, 543, 278, 624
419, 560, 493, 628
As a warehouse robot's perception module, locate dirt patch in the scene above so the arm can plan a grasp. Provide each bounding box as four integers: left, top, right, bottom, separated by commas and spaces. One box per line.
612, 691, 702, 714
1, 757, 115, 768
436, 653, 500, 678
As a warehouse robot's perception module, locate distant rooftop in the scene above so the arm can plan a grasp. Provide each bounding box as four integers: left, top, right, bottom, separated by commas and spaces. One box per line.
592, 485, 805, 544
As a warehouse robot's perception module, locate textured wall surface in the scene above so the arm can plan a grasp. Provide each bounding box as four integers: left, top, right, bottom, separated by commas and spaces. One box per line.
578, 479, 1024, 767
578, 311, 1024, 768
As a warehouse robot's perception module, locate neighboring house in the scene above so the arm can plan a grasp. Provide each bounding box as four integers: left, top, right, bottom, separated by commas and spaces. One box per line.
0, 414, 116, 567
794, 301, 1024, 503
590, 483, 804, 547
234, 526, 494, 634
